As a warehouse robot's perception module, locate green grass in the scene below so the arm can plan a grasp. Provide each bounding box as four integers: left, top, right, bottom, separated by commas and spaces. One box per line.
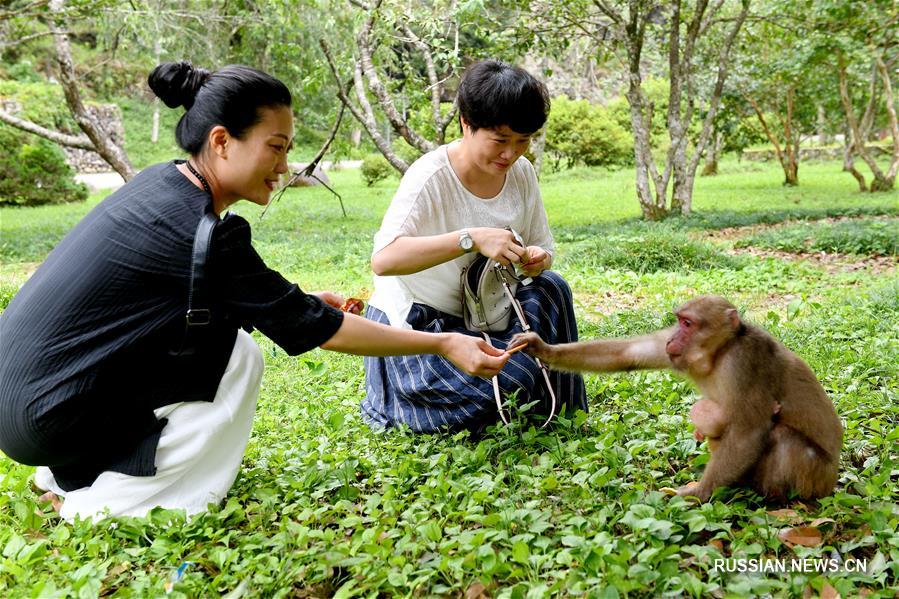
734, 218, 899, 256
1, 158, 898, 597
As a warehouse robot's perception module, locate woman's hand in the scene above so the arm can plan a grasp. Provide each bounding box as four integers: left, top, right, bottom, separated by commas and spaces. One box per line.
311, 291, 345, 310
470, 227, 527, 266
441, 333, 510, 378
519, 246, 550, 277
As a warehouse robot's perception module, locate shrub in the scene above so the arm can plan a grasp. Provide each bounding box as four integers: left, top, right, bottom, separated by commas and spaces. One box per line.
360, 153, 394, 186
0, 125, 88, 206
545, 96, 633, 169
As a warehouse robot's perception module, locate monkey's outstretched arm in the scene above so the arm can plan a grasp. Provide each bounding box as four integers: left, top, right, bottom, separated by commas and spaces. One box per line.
509, 328, 674, 373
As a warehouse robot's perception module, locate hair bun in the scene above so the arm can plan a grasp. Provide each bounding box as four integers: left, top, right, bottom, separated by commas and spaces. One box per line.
148, 61, 210, 110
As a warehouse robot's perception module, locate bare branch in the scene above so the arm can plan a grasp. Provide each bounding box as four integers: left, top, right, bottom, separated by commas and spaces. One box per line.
592, 0, 623, 25
685, 0, 749, 182
0, 0, 50, 21
0, 30, 55, 50
320, 38, 408, 173
46, 0, 135, 179
403, 24, 444, 140
0, 108, 94, 149
700, 0, 726, 34
356, 0, 435, 153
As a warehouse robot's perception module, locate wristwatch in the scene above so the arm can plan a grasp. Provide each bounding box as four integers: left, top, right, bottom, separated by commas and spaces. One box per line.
458, 229, 474, 253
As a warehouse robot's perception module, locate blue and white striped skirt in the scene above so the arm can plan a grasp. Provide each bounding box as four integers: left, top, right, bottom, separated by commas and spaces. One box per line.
362, 270, 587, 433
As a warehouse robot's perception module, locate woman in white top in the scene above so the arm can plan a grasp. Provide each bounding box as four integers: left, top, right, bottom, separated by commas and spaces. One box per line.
363, 60, 586, 432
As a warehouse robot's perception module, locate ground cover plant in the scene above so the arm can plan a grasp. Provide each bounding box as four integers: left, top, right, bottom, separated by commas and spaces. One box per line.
0, 158, 897, 597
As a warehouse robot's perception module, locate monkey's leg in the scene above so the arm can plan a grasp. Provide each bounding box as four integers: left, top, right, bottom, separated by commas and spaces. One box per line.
752, 424, 839, 500
677, 426, 769, 501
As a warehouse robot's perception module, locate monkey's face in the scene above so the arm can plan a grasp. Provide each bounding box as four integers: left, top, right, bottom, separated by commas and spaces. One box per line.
665, 314, 694, 370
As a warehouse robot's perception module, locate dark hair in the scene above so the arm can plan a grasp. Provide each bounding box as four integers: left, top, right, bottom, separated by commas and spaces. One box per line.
148, 61, 292, 154
457, 60, 550, 135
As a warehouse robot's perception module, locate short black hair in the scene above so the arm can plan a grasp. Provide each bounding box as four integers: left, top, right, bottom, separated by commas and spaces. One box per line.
457, 60, 550, 135
148, 61, 292, 154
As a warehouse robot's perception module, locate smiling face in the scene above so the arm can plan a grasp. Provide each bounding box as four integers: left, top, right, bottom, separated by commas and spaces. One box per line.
462, 121, 533, 179
216, 105, 294, 207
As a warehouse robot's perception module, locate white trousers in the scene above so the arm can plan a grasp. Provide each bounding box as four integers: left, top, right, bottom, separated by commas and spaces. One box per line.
34, 329, 264, 522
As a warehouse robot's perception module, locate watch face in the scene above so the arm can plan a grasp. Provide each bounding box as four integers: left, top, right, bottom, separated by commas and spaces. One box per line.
460, 234, 474, 250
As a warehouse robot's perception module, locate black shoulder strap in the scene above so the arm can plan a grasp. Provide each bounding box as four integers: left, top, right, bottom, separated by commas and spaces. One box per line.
170, 211, 220, 357
185, 211, 220, 327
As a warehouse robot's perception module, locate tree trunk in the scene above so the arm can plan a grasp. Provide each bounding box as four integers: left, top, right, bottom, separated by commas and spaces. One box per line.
746, 91, 799, 187
842, 129, 868, 191
47, 0, 135, 180
782, 158, 799, 186
817, 104, 828, 145
836, 52, 889, 191
874, 56, 898, 191
151, 99, 160, 144
701, 131, 722, 176
531, 127, 547, 177
782, 87, 799, 186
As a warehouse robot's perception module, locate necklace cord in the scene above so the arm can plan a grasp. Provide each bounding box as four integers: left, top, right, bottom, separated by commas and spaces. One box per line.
185, 160, 212, 196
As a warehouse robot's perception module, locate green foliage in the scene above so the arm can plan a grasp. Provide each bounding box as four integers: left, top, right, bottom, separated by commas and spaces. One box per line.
0, 125, 88, 207
0, 80, 76, 133
545, 95, 633, 169
565, 228, 741, 274
1, 159, 898, 596
736, 218, 899, 256
360, 153, 394, 186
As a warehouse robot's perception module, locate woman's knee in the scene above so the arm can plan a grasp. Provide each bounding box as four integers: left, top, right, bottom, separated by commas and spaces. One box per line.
524, 270, 573, 302
536, 269, 569, 290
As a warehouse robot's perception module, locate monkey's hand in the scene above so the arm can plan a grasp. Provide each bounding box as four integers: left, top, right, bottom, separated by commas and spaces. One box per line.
508, 332, 555, 363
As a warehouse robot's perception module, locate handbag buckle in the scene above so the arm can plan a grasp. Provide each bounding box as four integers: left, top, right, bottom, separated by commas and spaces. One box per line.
186, 309, 212, 326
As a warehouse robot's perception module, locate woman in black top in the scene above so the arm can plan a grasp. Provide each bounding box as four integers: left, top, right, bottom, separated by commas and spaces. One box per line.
0, 62, 509, 521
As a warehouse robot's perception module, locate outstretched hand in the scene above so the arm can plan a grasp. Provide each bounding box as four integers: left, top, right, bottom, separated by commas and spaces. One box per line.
443, 333, 510, 378
508, 331, 554, 363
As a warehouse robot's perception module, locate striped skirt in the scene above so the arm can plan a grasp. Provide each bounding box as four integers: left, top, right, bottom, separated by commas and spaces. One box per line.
362, 270, 586, 433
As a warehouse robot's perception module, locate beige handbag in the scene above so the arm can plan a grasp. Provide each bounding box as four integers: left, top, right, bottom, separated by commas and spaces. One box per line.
458, 228, 557, 427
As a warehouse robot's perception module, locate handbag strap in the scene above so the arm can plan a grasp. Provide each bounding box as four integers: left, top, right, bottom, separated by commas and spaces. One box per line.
186, 211, 219, 327
488, 275, 558, 429
170, 211, 219, 357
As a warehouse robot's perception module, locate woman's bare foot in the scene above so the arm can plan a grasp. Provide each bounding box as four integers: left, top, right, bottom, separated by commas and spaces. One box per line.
37, 491, 63, 513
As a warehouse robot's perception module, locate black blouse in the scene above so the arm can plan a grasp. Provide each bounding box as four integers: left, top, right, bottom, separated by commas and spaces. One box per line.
0, 162, 343, 490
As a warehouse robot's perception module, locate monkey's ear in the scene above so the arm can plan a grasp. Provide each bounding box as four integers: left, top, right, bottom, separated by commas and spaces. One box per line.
726, 308, 741, 331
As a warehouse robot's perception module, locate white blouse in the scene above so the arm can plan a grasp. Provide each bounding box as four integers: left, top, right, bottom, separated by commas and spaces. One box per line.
369, 142, 554, 328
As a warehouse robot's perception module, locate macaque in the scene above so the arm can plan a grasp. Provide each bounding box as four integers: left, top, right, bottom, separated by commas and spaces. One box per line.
510, 296, 842, 502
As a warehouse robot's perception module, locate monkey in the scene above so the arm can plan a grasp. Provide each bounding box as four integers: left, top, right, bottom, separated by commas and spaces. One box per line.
510, 295, 842, 502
